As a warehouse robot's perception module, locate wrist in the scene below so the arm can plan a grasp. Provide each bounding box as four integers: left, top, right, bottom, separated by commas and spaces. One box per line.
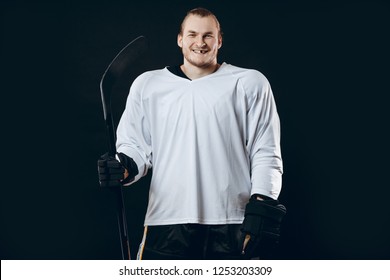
123, 169, 129, 179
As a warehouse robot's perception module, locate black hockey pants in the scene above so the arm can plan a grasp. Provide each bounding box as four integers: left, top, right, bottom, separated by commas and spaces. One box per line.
137, 224, 249, 260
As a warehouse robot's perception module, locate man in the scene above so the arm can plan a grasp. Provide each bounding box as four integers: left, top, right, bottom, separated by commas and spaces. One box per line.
98, 7, 286, 260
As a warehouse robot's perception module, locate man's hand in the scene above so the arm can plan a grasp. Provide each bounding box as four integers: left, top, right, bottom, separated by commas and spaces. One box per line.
241, 195, 286, 258
242, 195, 263, 253
97, 152, 139, 188
97, 153, 125, 188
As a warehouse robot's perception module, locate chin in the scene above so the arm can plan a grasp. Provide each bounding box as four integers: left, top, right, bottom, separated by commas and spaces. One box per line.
187, 57, 215, 68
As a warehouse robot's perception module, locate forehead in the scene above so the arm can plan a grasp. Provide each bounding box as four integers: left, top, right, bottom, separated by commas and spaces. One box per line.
182, 15, 219, 33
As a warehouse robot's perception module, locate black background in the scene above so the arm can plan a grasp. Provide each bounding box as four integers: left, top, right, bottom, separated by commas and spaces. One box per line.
1, 0, 389, 260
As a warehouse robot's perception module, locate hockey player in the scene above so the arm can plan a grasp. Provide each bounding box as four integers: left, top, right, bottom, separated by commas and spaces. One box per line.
98, 7, 286, 259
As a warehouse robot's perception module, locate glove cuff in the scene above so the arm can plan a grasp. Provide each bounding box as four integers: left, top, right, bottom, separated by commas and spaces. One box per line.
242, 199, 286, 237
116, 152, 139, 185
245, 199, 286, 223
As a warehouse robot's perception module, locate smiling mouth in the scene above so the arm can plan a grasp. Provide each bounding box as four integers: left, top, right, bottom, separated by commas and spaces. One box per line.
193, 49, 208, 54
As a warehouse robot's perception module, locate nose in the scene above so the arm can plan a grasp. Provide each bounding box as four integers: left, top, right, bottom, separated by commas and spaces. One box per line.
196, 36, 206, 47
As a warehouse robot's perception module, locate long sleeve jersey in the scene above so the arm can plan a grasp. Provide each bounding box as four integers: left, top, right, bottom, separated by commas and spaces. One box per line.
116, 63, 283, 226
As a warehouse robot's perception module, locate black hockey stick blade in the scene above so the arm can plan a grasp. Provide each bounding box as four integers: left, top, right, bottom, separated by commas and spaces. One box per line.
99, 35, 148, 260
100, 35, 148, 155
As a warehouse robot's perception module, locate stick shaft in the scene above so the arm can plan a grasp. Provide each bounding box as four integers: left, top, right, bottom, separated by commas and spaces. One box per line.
99, 36, 147, 260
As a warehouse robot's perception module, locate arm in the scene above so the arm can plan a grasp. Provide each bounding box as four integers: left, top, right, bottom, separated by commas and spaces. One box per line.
116, 74, 153, 185
246, 76, 283, 199
241, 72, 285, 257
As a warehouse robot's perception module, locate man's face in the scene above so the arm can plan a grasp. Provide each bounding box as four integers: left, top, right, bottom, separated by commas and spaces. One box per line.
178, 15, 222, 69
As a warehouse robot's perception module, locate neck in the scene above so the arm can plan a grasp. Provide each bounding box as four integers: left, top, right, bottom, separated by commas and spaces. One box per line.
180, 62, 220, 80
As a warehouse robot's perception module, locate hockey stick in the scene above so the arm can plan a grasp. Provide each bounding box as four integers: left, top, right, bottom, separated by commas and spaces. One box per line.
100, 36, 148, 260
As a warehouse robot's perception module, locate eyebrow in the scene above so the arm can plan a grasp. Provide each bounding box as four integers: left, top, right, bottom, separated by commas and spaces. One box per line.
187, 30, 214, 35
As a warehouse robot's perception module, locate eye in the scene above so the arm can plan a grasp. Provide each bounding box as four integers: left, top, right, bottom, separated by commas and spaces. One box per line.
187, 33, 196, 37
205, 34, 213, 38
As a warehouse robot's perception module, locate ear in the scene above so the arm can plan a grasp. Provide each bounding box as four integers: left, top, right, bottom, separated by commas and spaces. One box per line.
177, 33, 183, 48
218, 34, 223, 49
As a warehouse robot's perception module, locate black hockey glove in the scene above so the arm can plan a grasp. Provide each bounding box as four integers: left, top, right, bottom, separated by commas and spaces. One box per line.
241, 195, 286, 258
97, 152, 139, 188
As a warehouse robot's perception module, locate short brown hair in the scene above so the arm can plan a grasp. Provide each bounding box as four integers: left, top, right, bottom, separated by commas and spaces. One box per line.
179, 7, 222, 37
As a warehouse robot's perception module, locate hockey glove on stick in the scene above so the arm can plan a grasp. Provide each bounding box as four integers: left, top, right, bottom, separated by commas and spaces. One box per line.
241, 195, 286, 258
97, 152, 139, 188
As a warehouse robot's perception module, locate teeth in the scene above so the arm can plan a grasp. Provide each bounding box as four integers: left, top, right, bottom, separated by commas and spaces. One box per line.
193, 50, 207, 54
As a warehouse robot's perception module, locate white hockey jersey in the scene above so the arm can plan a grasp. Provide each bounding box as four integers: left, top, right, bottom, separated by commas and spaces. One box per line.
116, 63, 283, 226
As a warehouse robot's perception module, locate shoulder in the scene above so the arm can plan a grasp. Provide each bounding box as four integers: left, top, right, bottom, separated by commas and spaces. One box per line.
222, 63, 271, 92
130, 68, 172, 93
132, 68, 167, 85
